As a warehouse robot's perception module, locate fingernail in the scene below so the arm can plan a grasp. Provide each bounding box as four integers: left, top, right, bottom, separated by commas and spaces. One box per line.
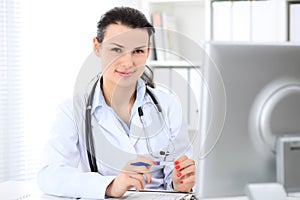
174, 160, 179, 165
180, 180, 184, 184
150, 177, 152, 183
177, 172, 182, 177
175, 165, 180, 170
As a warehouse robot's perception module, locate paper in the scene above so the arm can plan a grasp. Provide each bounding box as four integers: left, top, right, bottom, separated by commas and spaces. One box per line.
107, 190, 188, 200
0, 180, 42, 200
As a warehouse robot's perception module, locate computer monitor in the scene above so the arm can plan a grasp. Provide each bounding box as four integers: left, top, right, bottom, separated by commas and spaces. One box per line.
195, 42, 300, 198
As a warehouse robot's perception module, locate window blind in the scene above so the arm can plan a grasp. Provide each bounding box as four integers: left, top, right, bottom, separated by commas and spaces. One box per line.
0, 0, 121, 183
0, 0, 32, 182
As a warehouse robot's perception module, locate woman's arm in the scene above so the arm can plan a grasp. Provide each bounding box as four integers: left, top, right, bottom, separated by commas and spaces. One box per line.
37, 99, 114, 199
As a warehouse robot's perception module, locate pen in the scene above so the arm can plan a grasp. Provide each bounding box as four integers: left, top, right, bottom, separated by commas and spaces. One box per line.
155, 161, 173, 166
131, 161, 174, 166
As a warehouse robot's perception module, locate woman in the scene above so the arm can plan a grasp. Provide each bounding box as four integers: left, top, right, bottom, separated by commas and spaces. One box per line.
37, 6, 195, 199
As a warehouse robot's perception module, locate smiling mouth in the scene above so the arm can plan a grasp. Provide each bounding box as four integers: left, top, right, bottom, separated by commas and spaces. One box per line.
116, 70, 135, 77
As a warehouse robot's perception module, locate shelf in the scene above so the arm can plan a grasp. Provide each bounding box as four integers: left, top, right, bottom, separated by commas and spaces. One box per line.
144, 0, 206, 59
148, 0, 203, 3
139, 0, 204, 131
148, 60, 201, 68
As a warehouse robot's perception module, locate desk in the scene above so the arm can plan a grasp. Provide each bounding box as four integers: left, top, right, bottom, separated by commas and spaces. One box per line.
39, 194, 300, 200
1, 180, 300, 200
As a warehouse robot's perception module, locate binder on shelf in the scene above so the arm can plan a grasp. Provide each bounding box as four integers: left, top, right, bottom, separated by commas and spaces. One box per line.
161, 12, 179, 61
151, 12, 165, 61
151, 12, 179, 61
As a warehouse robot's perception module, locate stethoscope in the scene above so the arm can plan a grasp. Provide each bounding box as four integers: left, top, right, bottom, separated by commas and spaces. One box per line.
85, 78, 175, 172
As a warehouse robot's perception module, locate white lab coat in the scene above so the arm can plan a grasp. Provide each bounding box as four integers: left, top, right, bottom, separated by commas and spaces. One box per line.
37, 78, 192, 199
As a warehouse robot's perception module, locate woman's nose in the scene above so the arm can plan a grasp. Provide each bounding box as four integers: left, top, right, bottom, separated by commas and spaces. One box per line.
119, 52, 134, 69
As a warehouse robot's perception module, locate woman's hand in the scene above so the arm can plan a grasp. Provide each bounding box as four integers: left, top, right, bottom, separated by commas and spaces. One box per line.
105, 157, 154, 198
172, 155, 195, 192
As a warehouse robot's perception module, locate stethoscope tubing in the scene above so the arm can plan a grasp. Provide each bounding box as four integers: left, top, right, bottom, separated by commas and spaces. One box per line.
85, 79, 174, 172
86, 79, 99, 172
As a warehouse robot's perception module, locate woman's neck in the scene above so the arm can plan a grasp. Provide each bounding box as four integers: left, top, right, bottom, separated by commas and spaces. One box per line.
101, 79, 136, 125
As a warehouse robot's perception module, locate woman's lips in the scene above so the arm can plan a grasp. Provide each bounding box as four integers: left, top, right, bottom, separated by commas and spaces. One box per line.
116, 70, 134, 77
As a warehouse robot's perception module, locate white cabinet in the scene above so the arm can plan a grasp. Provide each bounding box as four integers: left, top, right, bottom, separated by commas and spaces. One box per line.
288, 1, 300, 41
147, 63, 201, 138
210, 0, 287, 42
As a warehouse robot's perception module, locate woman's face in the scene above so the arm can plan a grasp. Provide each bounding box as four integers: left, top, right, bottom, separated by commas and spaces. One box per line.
94, 24, 150, 88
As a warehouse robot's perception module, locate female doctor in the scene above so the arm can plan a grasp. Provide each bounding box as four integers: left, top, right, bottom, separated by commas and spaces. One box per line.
37, 6, 195, 199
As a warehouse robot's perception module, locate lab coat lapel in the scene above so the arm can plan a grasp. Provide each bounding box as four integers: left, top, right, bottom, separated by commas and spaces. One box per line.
94, 110, 136, 154
129, 136, 139, 147
91, 116, 137, 171
128, 79, 147, 147
129, 115, 142, 147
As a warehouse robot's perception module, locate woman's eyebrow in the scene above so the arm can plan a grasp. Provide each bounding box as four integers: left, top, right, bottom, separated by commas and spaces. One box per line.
110, 42, 124, 48
109, 43, 147, 50
134, 45, 147, 49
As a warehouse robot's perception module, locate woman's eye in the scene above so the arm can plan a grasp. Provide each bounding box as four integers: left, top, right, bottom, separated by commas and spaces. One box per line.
111, 48, 122, 53
134, 49, 145, 54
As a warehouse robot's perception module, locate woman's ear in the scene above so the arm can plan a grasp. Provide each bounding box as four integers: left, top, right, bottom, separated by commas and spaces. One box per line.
93, 37, 101, 57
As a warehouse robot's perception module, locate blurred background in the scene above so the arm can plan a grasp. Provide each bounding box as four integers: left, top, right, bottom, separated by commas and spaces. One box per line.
0, 0, 299, 182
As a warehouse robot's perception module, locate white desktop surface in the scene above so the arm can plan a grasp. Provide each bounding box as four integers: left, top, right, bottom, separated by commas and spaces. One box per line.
1, 180, 299, 200
39, 193, 300, 200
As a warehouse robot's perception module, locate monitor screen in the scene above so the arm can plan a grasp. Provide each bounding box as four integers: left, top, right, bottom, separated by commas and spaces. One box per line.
195, 42, 300, 198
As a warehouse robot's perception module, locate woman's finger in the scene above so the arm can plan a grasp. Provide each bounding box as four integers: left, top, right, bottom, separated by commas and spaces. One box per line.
174, 157, 195, 172
178, 163, 195, 176
129, 173, 146, 189
136, 156, 156, 166
180, 173, 195, 185
143, 171, 152, 184
174, 155, 188, 164
130, 167, 152, 184
127, 176, 143, 192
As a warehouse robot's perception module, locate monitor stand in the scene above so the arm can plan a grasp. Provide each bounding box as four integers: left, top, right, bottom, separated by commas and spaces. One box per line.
245, 183, 287, 200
